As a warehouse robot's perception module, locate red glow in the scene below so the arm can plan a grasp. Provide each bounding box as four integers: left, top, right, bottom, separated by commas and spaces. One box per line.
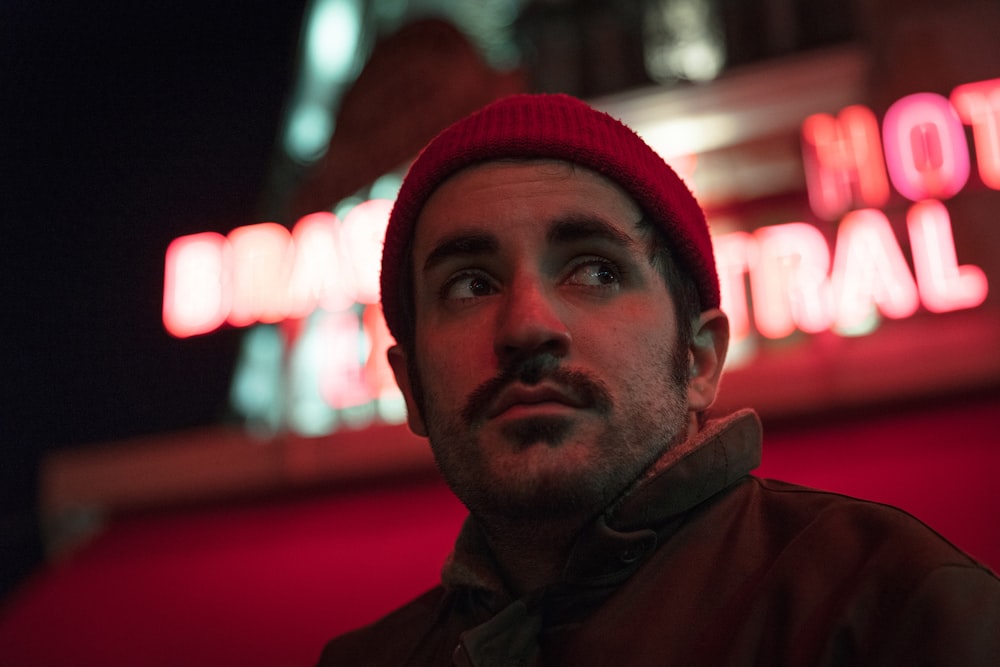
339, 199, 393, 305
712, 231, 754, 341
883, 93, 970, 201
750, 223, 833, 339
907, 199, 988, 313
228, 223, 294, 327
362, 305, 398, 397
950, 78, 1000, 190
287, 212, 355, 317
163, 79, 996, 351
831, 209, 920, 331
318, 310, 371, 410
162, 233, 231, 338
801, 105, 890, 221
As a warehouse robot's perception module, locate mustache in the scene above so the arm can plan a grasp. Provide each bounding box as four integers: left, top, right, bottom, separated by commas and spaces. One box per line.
460, 355, 612, 424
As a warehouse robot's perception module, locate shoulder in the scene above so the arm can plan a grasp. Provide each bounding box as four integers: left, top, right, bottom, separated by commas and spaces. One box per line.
744, 477, 1000, 657
744, 476, 992, 573
663, 477, 1000, 663
316, 586, 451, 667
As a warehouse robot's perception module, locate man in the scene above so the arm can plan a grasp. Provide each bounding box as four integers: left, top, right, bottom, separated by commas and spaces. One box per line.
318, 94, 1000, 666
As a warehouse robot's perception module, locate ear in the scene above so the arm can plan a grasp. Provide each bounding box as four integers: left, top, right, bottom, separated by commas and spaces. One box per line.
686, 309, 730, 412
387, 344, 428, 437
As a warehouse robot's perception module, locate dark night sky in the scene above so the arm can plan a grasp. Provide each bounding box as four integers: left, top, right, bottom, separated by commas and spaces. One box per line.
2, 2, 309, 590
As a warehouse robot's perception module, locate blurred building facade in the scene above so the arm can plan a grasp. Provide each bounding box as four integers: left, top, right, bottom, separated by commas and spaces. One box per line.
4, 2, 1000, 665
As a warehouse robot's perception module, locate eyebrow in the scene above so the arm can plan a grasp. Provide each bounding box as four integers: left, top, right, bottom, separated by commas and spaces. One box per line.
546, 214, 641, 251
420, 214, 641, 273
422, 232, 499, 272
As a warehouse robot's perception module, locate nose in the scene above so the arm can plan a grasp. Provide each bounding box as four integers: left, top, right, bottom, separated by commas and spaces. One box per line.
493, 278, 571, 366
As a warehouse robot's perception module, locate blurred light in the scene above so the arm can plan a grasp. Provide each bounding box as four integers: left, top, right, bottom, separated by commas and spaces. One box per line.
228, 223, 295, 327
288, 313, 341, 436
287, 212, 356, 316
318, 309, 370, 410
639, 113, 740, 167
307, 0, 362, 83
163, 232, 231, 338
369, 172, 403, 201
282, 0, 364, 163
907, 200, 988, 313
831, 209, 920, 332
231, 325, 286, 434
950, 78, 1000, 190
644, 0, 725, 83
883, 93, 969, 201
713, 231, 754, 342
802, 105, 890, 221
284, 102, 335, 163
339, 199, 393, 304
373, 0, 408, 24
442, 0, 524, 69
751, 223, 833, 339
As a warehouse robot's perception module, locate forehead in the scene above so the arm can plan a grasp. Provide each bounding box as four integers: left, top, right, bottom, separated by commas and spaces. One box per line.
412, 159, 645, 254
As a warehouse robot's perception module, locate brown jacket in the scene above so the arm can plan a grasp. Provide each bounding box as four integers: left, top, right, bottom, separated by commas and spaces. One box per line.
318, 410, 1000, 666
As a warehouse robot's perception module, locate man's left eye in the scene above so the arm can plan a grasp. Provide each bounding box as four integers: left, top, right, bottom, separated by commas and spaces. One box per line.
566, 259, 621, 287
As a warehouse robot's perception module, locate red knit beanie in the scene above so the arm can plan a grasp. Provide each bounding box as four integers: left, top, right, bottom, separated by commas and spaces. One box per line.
380, 93, 719, 345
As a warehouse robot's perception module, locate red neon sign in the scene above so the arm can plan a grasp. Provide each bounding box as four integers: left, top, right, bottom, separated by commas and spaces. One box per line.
164, 78, 994, 427
802, 78, 1000, 221
829, 208, 920, 330
163, 201, 392, 339
882, 93, 970, 202
906, 199, 988, 313
163, 232, 231, 339
748, 223, 833, 338
950, 78, 1000, 190
712, 202, 985, 341
801, 104, 890, 221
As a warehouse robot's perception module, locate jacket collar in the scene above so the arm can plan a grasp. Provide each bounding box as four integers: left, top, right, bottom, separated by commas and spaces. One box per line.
444, 409, 763, 667
442, 409, 763, 596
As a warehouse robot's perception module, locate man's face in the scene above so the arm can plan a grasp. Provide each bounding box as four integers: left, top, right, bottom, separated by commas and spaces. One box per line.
390, 160, 694, 523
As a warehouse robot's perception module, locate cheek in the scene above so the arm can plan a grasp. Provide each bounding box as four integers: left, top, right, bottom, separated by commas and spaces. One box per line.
415, 335, 484, 400
577, 306, 676, 359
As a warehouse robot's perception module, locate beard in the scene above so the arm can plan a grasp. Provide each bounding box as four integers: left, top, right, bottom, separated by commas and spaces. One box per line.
409, 341, 691, 524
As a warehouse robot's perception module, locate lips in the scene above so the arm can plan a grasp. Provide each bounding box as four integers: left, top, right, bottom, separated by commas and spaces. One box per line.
486, 383, 588, 419
462, 364, 613, 426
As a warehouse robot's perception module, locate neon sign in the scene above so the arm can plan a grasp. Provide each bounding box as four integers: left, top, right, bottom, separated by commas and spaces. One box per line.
163, 77, 996, 430
163, 202, 393, 338
801, 78, 1000, 219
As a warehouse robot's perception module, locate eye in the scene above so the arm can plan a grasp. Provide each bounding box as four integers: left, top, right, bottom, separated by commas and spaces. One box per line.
565, 258, 622, 288
441, 271, 498, 300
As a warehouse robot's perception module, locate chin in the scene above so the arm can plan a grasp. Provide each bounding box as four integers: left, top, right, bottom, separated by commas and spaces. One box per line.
464, 446, 624, 521
498, 415, 577, 448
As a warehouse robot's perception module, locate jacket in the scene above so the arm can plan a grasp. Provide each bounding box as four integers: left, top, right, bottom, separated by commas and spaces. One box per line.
318, 409, 1000, 666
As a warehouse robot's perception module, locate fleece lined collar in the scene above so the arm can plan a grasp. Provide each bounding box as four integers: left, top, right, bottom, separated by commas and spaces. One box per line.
441, 409, 762, 598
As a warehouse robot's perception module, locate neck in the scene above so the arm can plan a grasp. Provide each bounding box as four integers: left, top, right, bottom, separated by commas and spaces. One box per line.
471, 416, 705, 597
477, 513, 588, 598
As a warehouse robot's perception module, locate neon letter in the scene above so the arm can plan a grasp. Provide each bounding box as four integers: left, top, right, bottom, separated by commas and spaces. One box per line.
340, 199, 394, 305
712, 231, 755, 342
907, 200, 988, 313
286, 212, 355, 317
362, 304, 399, 397
163, 232, 231, 338
883, 93, 970, 201
831, 209, 919, 331
950, 78, 1000, 190
228, 223, 294, 327
318, 310, 371, 410
801, 105, 890, 220
750, 223, 833, 339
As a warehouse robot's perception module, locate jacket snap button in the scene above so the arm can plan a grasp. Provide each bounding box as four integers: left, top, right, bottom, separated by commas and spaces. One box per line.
619, 544, 644, 563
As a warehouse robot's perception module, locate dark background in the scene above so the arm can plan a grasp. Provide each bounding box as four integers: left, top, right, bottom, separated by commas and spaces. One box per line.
2, 1, 309, 598
0, 0, 870, 602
